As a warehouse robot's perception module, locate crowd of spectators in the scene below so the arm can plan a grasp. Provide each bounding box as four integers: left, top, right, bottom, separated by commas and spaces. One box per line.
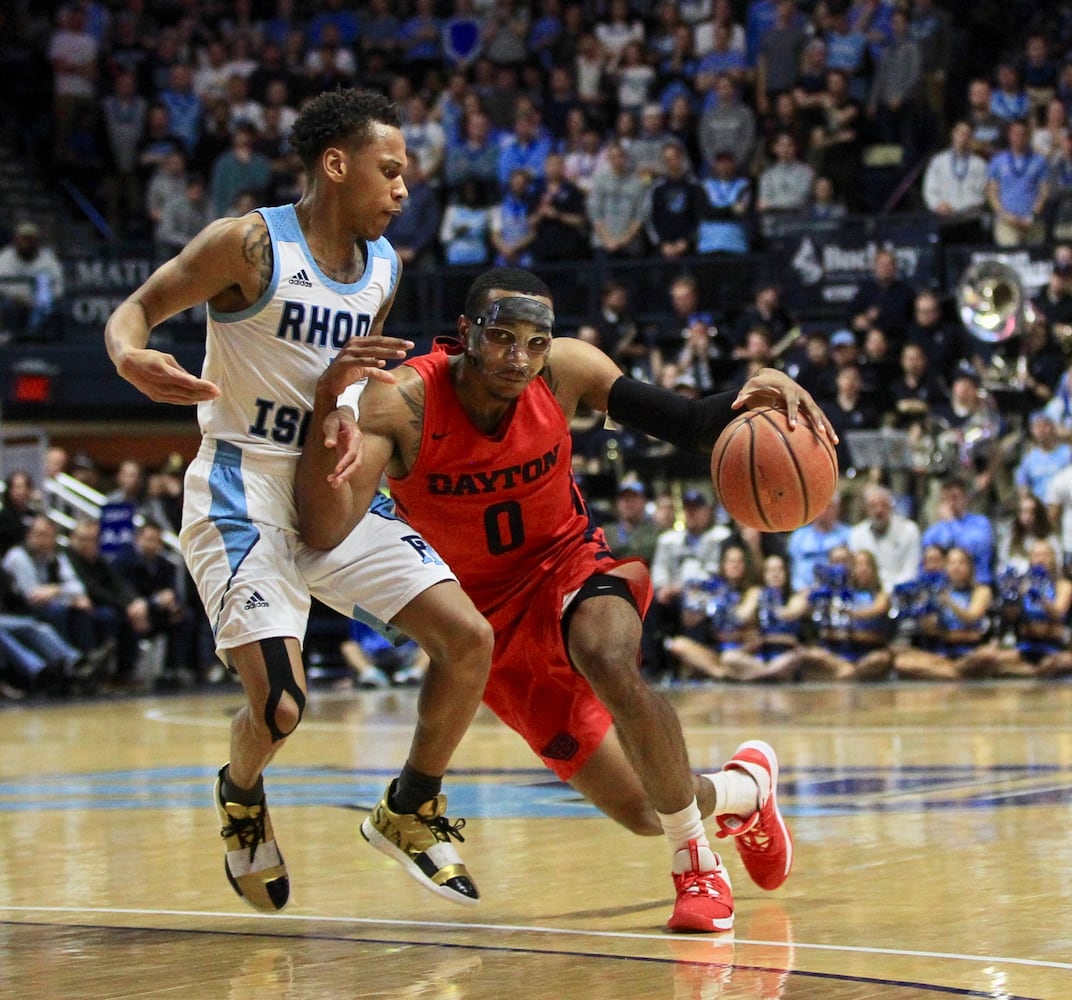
5, 1, 1072, 692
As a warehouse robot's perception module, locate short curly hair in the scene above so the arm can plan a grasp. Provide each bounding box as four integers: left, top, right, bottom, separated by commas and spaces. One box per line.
289, 88, 402, 169
465, 268, 553, 317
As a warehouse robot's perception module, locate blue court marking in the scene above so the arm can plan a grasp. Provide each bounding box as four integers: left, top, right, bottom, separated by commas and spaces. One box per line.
1, 764, 1071, 814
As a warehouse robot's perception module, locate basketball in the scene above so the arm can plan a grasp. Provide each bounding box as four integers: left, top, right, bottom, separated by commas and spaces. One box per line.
710, 407, 838, 532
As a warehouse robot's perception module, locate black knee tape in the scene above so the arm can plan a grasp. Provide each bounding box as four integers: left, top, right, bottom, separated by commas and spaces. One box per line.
261, 637, 305, 742
561, 574, 639, 667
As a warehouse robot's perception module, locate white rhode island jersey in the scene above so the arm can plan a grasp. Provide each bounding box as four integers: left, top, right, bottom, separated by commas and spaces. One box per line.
198, 203, 399, 466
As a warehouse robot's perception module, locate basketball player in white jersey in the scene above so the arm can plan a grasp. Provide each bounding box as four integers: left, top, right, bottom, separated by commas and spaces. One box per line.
105, 89, 491, 913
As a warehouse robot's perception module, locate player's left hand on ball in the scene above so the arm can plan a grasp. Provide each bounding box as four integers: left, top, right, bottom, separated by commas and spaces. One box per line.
732, 367, 839, 444
322, 408, 364, 487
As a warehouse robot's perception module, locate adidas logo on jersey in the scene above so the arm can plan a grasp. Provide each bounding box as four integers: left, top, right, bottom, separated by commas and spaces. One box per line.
288, 269, 313, 287
244, 590, 270, 610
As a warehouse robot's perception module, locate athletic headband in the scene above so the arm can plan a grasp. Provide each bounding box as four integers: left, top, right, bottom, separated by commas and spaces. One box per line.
469, 296, 554, 332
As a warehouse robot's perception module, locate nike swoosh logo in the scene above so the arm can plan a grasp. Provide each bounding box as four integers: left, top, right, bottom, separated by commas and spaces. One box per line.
431, 432, 449, 440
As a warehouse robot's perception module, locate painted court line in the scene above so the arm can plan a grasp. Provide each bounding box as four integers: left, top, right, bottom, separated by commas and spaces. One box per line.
1, 905, 1069, 973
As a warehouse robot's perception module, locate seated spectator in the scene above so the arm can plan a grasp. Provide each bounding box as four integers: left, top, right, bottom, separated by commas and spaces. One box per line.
1031, 97, 1067, 161
155, 172, 215, 260
823, 362, 882, 495
402, 94, 446, 189
698, 75, 757, 174
808, 174, 848, 218
990, 62, 1031, 125
798, 548, 894, 681
1014, 412, 1072, 503
111, 519, 188, 685
893, 546, 998, 679
0, 222, 66, 342
0, 471, 41, 556
995, 492, 1062, 576
903, 289, 962, 381
849, 483, 922, 589
922, 120, 990, 243
0, 563, 92, 696
66, 516, 151, 689
604, 479, 661, 566
444, 109, 500, 196
340, 618, 430, 689
1, 515, 100, 654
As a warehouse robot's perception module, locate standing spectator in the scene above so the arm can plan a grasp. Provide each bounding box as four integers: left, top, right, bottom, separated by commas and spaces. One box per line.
922, 121, 990, 243
849, 484, 922, 589
402, 95, 446, 190
158, 63, 203, 157
645, 142, 704, 260
497, 107, 553, 191
439, 178, 492, 266
986, 119, 1050, 247
754, 0, 808, 118
866, 6, 923, 157
698, 75, 757, 171
155, 173, 215, 259
1031, 98, 1067, 161
964, 77, 1005, 159
921, 477, 996, 584
0, 222, 65, 342
529, 153, 590, 263
209, 123, 272, 218
756, 130, 813, 214
630, 104, 676, 183
909, 0, 952, 130
48, 5, 99, 161
145, 149, 190, 237
696, 150, 751, 256
444, 109, 500, 195
100, 69, 149, 239
482, 0, 530, 67
786, 493, 852, 593
490, 168, 536, 267
990, 62, 1031, 125
848, 248, 917, 343
805, 70, 862, 207
399, 0, 444, 86
0, 471, 40, 556
387, 154, 441, 326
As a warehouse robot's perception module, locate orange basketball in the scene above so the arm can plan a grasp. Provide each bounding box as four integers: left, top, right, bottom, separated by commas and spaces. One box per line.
710, 407, 838, 532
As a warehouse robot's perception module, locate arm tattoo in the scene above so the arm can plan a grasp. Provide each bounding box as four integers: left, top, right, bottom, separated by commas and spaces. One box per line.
398, 381, 426, 469
240, 224, 273, 298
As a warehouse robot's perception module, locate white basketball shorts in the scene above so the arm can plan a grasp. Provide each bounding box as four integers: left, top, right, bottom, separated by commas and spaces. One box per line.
180, 440, 456, 656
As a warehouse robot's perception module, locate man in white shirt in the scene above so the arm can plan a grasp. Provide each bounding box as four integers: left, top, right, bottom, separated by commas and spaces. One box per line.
922, 121, 989, 241
848, 484, 922, 589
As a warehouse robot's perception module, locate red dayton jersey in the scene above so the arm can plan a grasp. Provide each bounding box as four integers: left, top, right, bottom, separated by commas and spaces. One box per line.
387, 343, 612, 627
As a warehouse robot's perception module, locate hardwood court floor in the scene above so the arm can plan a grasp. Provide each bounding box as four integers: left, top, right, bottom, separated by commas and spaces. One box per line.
1, 679, 1071, 999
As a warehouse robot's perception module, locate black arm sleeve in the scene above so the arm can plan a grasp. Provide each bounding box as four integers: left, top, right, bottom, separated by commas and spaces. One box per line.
606, 376, 739, 454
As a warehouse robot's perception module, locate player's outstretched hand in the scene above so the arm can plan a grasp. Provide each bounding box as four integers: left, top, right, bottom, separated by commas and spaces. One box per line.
117, 348, 220, 404
731, 367, 839, 444
319, 335, 415, 396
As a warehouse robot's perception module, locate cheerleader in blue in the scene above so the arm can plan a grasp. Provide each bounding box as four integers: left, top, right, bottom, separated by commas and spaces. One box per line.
718, 554, 810, 682
664, 544, 756, 681
1002, 540, 1072, 677
894, 547, 998, 679
799, 549, 894, 681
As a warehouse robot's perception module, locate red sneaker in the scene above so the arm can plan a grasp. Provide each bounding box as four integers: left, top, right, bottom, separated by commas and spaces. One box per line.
667, 840, 734, 933
714, 740, 793, 891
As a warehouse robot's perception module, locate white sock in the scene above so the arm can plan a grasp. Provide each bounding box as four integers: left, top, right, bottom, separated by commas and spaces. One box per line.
703, 768, 760, 817
656, 797, 708, 854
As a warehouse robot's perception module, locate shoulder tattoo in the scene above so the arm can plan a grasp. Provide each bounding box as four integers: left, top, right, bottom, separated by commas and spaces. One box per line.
240, 223, 273, 298
397, 379, 427, 468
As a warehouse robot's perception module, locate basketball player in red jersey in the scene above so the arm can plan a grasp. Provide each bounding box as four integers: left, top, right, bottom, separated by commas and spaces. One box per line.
296, 268, 835, 932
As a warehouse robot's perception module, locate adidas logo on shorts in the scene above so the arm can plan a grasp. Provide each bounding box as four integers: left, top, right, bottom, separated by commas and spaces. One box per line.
288, 269, 313, 287
244, 590, 270, 610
